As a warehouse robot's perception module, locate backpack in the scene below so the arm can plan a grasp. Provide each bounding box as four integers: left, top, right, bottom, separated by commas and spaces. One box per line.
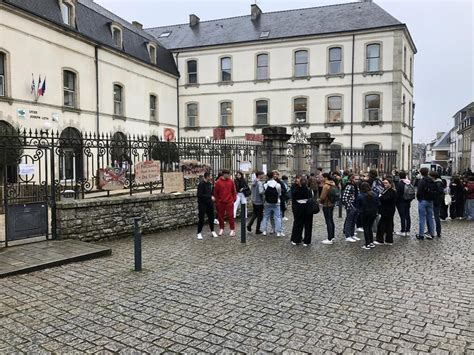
402, 183, 416, 201
372, 179, 384, 195
264, 185, 279, 204
423, 178, 438, 201
328, 186, 341, 203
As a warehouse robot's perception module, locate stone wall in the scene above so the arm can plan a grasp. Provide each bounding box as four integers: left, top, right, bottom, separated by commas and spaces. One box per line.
56, 192, 200, 241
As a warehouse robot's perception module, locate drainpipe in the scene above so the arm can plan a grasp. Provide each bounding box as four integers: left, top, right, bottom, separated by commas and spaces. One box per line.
350, 34, 355, 161
95, 45, 100, 136
175, 52, 180, 140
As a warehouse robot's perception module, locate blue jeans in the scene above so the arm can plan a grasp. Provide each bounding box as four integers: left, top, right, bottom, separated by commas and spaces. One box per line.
396, 202, 411, 232
466, 200, 474, 220
343, 207, 358, 238
261, 204, 282, 233
418, 200, 434, 236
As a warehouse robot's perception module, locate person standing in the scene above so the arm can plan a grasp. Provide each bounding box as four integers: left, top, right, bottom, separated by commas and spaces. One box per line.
280, 175, 290, 221
260, 171, 283, 236
320, 173, 337, 245
449, 177, 465, 220
290, 175, 314, 246
308, 173, 319, 198
233, 171, 249, 218
247, 171, 265, 234
315, 167, 324, 198
429, 171, 445, 237
395, 171, 415, 236
196, 172, 218, 240
439, 178, 449, 221
355, 182, 379, 250
416, 167, 435, 240
213, 169, 237, 236
465, 176, 474, 220
375, 178, 397, 245
342, 174, 360, 242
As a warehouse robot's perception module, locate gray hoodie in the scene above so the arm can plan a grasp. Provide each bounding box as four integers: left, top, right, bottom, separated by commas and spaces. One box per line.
251, 179, 265, 205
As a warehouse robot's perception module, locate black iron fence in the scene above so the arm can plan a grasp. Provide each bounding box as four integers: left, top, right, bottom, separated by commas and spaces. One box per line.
330, 148, 397, 175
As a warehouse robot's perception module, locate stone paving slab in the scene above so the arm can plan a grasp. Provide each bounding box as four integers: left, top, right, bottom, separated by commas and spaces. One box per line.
0, 240, 111, 278
0, 210, 473, 354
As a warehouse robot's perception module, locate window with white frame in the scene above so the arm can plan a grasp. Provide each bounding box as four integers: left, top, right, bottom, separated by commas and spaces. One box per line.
149, 44, 157, 64
220, 57, 232, 82
63, 70, 77, 108
409, 100, 412, 125
187, 60, 198, 84
112, 27, 122, 49
256, 54, 269, 80
113, 84, 123, 116
327, 96, 342, 123
403, 46, 407, 73
187, 103, 198, 127
0, 53, 5, 97
294, 50, 308, 77
60, 1, 74, 26
220, 101, 232, 126
365, 94, 381, 122
366, 43, 380, 72
402, 94, 406, 123
409, 57, 413, 81
294, 97, 307, 123
329, 47, 342, 74
256, 100, 268, 125
150, 94, 157, 120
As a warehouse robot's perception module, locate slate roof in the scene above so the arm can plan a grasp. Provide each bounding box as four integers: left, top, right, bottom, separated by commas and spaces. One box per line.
2, 0, 178, 76
146, 2, 408, 51
432, 131, 451, 150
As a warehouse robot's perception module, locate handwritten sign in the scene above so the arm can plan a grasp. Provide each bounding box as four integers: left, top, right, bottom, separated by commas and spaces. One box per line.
163, 172, 185, 193
135, 160, 161, 184
98, 167, 127, 190
19, 164, 35, 175
180, 159, 210, 179
239, 161, 252, 173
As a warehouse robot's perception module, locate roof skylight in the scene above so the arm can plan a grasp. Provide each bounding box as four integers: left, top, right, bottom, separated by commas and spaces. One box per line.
260, 31, 270, 38
159, 31, 171, 38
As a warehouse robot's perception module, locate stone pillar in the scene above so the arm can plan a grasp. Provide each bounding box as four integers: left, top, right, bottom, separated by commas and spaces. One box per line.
308, 132, 335, 173
262, 127, 292, 176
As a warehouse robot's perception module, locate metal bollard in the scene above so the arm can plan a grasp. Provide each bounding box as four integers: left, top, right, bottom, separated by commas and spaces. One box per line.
133, 217, 142, 271
240, 203, 247, 244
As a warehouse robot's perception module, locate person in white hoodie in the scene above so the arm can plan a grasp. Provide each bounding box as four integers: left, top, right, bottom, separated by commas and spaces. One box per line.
260, 171, 284, 236
395, 171, 415, 236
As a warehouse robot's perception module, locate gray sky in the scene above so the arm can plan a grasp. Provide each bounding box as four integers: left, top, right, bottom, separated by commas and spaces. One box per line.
95, 0, 474, 144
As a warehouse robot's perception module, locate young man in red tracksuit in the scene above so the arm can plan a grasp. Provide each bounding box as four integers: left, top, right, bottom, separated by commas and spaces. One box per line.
213, 169, 237, 236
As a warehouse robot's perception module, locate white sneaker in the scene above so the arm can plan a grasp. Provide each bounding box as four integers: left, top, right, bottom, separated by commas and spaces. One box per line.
303, 243, 310, 247
214, 219, 219, 225
352, 235, 361, 241
218, 229, 224, 236
345, 237, 356, 243
277, 232, 285, 237
356, 227, 364, 232
229, 230, 235, 237
404, 232, 410, 237
291, 241, 297, 246
262, 231, 267, 236
396, 231, 404, 236
373, 241, 384, 245
211, 231, 218, 238
197, 233, 203, 240
321, 239, 333, 245
283, 217, 289, 221
362, 245, 371, 250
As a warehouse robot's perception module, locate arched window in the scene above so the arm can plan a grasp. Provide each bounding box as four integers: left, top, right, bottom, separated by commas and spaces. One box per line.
327, 95, 342, 123
256, 100, 268, 125
402, 94, 406, 123
187, 103, 198, 127
113, 84, 124, 116
0, 120, 22, 183
294, 50, 308, 77
294, 97, 308, 123
365, 94, 381, 122
60, 1, 75, 26
111, 25, 123, 49
329, 47, 342, 74
220, 101, 233, 126
59, 127, 83, 181
256, 54, 269, 80
187, 60, 198, 84
63, 70, 77, 108
0, 52, 5, 97
366, 43, 381, 72
402, 143, 405, 169
220, 57, 232, 82
403, 46, 407, 73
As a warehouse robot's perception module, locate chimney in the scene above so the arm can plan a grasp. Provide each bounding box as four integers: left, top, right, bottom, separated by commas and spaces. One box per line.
189, 14, 200, 27
132, 21, 143, 30
251, 4, 262, 20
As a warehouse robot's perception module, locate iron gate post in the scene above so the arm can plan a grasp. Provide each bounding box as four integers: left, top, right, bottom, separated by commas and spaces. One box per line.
50, 133, 57, 240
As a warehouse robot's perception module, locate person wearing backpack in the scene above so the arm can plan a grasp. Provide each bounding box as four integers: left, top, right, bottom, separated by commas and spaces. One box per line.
395, 171, 415, 237
247, 171, 265, 234
375, 178, 397, 245
429, 171, 445, 237
290, 175, 314, 246
260, 171, 283, 237
415, 167, 435, 240
320, 173, 338, 245
355, 182, 380, 250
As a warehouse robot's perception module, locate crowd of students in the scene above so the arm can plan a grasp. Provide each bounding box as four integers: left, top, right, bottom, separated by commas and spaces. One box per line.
196, 167, 474, 250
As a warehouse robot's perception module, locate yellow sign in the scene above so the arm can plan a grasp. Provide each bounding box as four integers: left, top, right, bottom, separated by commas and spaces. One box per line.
135, 160, 161, 184
163, 172, 185, 193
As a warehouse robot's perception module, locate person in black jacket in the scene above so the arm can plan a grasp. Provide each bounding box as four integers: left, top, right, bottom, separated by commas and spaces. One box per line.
395, 171, 413, 236
429, 171, 445, 237
197, 172, 218, 240
375, 178, 397, 245
355, 182, 380, 250
449, 177, 465, 219
416, 167, 435, 240
290, 175, 314, 246
233, 171, 249, 219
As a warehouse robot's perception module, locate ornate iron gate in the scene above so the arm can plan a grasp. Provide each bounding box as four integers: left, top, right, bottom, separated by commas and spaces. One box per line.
287, 125, 311, 175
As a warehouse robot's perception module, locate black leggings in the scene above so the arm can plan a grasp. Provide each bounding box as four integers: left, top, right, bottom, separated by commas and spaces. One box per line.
197, 202, 215, 234
361, 212, 377, 246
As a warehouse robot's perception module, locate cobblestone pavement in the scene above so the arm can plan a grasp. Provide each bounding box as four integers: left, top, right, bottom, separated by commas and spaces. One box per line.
1, 207, 473, 354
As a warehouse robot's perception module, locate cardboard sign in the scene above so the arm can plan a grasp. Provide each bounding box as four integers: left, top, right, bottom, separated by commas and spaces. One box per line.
180, 159, 210, 179
98, 167, 127, 190
135, 160, 161, 184
19, 164, 35, 175
163, 172, 185, 193
239, 161, 252, 173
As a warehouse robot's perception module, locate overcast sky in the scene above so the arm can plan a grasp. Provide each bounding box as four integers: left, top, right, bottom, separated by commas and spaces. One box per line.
95, 0, 473, 144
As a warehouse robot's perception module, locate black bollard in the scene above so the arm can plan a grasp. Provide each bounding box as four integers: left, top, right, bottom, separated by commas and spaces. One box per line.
240, 203, 247, 244
133, 217, 142, 271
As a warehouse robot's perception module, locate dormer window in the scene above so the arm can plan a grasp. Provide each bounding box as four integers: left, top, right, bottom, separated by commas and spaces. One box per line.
147, 43, 157, 64
110, 23, 123, 49
59, 0, 75, 27
159, 32, 171, 38
260, 31, 270, 38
